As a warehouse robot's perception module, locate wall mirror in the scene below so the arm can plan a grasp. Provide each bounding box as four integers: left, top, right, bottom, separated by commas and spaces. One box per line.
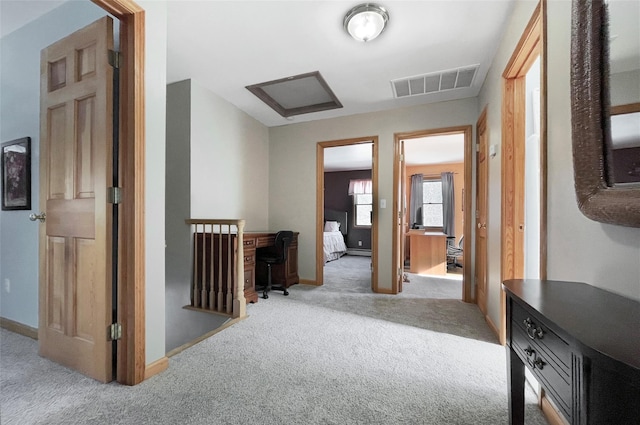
570, 0, 640, 227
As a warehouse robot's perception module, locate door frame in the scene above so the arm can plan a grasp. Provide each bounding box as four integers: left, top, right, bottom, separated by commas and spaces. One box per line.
500, 1, 547, 343
475, 107, 489, 317
90, 0, 146, 385
392, 126, 473, 300
316, 137, 379, 291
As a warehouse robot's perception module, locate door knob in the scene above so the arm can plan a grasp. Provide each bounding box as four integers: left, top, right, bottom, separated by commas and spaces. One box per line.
29, 212, 46, 223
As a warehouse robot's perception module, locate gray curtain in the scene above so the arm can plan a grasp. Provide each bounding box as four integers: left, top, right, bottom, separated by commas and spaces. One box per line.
441, 172, 455, 236
410, 174, 423, 227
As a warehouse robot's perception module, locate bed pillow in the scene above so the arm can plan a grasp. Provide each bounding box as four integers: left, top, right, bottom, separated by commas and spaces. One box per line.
324, 221, 340, 232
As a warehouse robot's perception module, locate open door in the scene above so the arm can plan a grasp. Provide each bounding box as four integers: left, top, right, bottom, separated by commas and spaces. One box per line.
395, 140, 406, 292
475, 108, 488, 315
38, 16, 115, 382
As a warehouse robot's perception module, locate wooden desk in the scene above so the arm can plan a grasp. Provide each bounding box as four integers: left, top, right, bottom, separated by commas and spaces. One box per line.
245, 232, 299, 303
503, 279, 640, 424
407, 231, 447, 275
196, 231, 299, 304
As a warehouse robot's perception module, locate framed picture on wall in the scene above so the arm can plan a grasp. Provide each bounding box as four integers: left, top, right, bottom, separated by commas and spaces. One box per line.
1, 137, 31, 211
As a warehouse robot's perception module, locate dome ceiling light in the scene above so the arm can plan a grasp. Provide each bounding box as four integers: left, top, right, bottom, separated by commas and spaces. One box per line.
343, 3, 389, 42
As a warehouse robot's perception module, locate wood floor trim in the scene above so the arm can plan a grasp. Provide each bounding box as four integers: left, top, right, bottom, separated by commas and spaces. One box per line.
0, 317, 38, 340
165, 316, 246, 358
144, 356, 168, 380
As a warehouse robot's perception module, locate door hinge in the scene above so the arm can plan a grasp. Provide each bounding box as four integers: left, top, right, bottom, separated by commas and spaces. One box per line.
108, 187, 122, 204
476, 143, 480, 152
108, 50, 121, 69
398, 268, 402, 277
109, 323, 122, 341
400, 153, 404, 162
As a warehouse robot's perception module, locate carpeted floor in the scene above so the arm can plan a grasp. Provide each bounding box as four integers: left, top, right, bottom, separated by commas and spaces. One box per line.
0, 255, 548, 424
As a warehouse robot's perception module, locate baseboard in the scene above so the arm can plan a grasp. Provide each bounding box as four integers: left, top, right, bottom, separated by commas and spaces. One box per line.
166, 316, 245, 358
0, 317, 38, 340
346, 249, 371, 257
144, 356, 169, 380
484, 313, 501, 343
541, 393, 569, 425
299, 279, 319, 286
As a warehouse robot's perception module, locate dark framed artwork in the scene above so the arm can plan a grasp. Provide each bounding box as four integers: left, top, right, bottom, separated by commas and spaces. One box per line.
1, 137, 31, 211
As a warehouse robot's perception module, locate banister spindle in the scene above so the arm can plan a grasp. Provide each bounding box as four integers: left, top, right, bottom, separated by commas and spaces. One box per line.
234, 220, 246, 318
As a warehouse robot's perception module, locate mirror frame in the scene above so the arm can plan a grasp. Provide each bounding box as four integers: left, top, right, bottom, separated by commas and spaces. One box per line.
570, 0, 640, 227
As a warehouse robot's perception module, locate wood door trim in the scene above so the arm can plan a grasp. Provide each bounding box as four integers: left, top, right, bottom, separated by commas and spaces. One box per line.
316, 137, 378, 291
393, 125, 472, 300
91, 0, 145, 385
475, 106, 488, 312
500, 1, 546, 345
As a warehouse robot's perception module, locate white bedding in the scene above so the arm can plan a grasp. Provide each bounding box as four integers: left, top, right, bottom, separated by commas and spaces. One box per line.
323, 231, 347, 263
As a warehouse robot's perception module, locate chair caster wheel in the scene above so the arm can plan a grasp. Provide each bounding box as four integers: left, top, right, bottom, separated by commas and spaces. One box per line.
283, 290, 289, 296
263, 293, 269, 299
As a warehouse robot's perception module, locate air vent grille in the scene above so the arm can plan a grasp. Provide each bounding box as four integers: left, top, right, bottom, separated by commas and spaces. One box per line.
391, 65, 479, 98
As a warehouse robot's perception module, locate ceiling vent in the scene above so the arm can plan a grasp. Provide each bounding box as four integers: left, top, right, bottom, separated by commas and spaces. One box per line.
391, 65, 479, 98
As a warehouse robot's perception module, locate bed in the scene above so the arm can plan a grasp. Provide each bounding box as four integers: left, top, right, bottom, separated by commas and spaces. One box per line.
323, 208, 348, 263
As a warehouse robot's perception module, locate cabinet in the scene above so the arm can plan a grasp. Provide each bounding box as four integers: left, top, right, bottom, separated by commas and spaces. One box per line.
503, 279, 640, 425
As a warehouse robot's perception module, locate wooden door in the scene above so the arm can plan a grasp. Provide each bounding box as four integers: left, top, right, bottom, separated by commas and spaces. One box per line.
396, 140, 406, 292
475, 109, 488, 315
38, 17, 114, 383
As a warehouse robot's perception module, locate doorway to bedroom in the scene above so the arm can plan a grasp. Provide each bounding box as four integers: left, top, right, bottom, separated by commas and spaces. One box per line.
393, 126, 473, 302
316, 137, 379, 292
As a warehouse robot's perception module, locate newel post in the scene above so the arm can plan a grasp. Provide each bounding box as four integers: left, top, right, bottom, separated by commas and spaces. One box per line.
233, 220, 247, 318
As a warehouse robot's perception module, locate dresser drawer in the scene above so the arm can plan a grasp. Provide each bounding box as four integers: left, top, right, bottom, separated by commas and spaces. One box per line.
511, 301, 571, 372
242, 237, 256, 249
243, 252, 255, 266
512, 324, 572, 416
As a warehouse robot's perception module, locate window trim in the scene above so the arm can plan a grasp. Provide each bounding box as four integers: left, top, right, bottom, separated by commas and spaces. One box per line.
422, 178, 444, 229
353, 192, 373, 228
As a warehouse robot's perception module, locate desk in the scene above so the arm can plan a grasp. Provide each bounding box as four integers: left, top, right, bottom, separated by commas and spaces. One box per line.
244, 232, 299, 303
196, 231, 299, 304
503, 279, 640, 424
407, 231, 447, 275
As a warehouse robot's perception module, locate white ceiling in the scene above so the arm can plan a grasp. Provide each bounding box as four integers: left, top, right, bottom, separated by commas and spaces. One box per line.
2, 0, 512, 168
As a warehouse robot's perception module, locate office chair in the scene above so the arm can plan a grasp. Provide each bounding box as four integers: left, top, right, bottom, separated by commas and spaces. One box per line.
256, 230, 293, 299
446, 235, 463, 270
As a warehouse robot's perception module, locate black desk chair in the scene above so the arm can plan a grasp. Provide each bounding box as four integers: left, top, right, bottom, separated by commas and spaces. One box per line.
256, 230, 293, 299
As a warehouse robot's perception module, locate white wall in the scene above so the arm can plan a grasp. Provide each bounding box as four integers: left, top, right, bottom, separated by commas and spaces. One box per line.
524, 57, 541, 279
478, 0, 640, 330
140, 0, 167, 365
0, 0, 169, 365
268, 99, 478, 288
189, 79, 270, 231
0, 1, 106, 328
611, 69, 640, 106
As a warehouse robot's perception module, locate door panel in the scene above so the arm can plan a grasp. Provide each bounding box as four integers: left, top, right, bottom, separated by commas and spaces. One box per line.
38, 16, 114, 383
475, 110, 488, 315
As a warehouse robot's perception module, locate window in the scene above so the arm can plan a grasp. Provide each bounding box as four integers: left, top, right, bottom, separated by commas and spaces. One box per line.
422, 179, 443, 227
354, 193, 372, 227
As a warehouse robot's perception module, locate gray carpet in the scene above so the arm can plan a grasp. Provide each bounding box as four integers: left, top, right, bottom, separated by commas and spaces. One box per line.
0, 255, 547, 424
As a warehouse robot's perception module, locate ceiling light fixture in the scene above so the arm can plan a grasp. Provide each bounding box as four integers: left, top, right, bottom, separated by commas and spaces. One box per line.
343, 3, 389, 42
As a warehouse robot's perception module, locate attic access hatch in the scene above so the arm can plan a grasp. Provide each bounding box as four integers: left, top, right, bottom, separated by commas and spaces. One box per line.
246, 71, 343, 118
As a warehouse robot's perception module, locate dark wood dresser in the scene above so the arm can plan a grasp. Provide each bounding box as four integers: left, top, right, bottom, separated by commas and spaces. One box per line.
503, 279, 640, 425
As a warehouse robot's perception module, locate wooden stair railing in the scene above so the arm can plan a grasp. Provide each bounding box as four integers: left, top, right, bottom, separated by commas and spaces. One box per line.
185, 219, 247, 319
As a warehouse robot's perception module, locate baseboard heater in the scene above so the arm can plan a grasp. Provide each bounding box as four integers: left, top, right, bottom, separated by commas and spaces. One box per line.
347, 249, 371, 257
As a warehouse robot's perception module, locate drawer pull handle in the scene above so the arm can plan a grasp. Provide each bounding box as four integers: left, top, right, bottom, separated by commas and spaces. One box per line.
524, 317, 544, 340
533, 358, 545, 370
524, 347, 534, 357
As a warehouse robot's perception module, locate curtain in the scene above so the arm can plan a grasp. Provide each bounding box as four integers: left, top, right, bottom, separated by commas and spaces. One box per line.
409, 174, 423, 227
441, 172, 455, 237
348, 179, 372, 195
